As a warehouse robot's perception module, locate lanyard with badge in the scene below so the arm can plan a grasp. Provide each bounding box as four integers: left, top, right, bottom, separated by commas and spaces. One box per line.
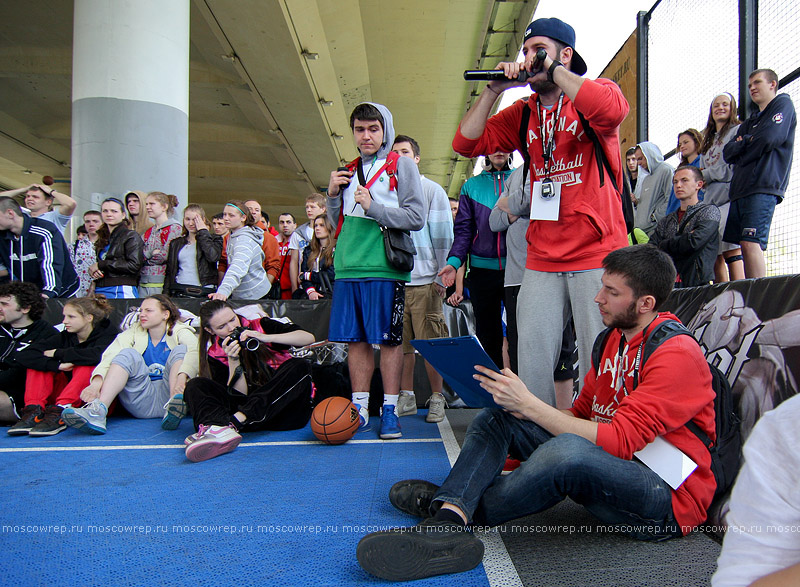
530, 93, 564, 221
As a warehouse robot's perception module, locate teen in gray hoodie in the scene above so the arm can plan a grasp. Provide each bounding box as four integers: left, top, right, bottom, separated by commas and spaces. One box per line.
213, 200, 271, 300
633, 141, 674, 237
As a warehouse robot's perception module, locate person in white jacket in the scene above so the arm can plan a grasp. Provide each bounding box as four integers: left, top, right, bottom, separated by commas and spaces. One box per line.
210, 200, 271, 300
62, 295, 199, 434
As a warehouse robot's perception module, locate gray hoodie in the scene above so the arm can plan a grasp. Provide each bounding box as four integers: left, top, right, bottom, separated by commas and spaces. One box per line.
217, 225, 270, 299
633, 141, 674, 237
489, 165, 527, 287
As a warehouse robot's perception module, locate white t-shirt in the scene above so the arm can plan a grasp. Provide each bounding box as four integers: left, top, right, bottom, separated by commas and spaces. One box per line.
712, 393, 800, 586
33, 210, 72, 235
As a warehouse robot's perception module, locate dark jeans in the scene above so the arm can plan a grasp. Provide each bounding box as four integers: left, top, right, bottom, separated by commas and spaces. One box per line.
434, 409, 682, 541
466, 267, 505, 367
185, 358, 313, 432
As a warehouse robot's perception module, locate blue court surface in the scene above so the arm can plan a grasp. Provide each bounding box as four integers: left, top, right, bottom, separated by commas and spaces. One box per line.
0, 411, 503, 586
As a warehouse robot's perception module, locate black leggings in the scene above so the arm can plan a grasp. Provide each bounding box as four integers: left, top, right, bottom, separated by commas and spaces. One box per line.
185, 358, 313, 432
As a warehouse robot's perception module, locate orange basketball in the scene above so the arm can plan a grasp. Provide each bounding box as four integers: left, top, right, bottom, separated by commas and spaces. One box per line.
311, 397, 360, 445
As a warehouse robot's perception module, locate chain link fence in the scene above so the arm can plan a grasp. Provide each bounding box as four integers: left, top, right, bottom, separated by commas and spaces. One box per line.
647, 0, 799, 275
759, 0, 800, 275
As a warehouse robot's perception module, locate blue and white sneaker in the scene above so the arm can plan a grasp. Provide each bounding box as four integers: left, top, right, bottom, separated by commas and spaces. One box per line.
62, 399, 108, 435
379, 405, 402, 439
161, 393, 187, 430
355, 403, 370, 432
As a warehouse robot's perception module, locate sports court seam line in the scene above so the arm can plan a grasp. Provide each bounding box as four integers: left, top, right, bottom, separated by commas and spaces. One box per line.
0, 438, 443, 453
438, 415, 523, 587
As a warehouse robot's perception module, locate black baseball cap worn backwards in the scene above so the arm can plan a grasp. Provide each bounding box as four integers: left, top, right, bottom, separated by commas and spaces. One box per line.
524, 17, 587, 76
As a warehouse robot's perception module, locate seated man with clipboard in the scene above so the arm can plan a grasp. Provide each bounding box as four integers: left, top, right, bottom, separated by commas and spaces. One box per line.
357, 245, 717, 582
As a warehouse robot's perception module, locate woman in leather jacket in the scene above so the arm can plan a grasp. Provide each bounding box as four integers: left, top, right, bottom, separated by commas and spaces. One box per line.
89, 197, 145, 299
164, 204, 223, 297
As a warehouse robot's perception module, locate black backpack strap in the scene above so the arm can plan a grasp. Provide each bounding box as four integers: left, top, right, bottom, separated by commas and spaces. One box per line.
518, 102, 532, 186
590, 326, 615, 373
575, 109, 634, 234
640, 320, 692, 365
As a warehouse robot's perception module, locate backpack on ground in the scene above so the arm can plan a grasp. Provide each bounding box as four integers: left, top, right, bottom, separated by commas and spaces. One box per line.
590, 319, 742, 502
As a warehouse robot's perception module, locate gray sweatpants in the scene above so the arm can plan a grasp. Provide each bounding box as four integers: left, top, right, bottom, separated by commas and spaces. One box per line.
111, 346, 187, 418
516, 269, 605, 407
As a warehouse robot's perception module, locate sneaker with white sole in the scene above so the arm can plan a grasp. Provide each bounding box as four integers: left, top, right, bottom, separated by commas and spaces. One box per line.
354, 403, 370, 431
185, 424, 242, 462
396, 391, 417, 417
379, 405, 402, 439
62, 400, 108, 435
425, 393, 447, 423
161, 393, 187, 430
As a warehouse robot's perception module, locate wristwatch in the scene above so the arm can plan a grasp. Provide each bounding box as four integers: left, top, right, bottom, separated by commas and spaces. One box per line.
547, 60, 563, 84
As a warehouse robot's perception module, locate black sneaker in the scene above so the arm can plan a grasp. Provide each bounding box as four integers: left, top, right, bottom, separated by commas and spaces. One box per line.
29, 405, 67, 437
7, 405, 43, 436
357, 518, 484, 581
389, 479, 440, 517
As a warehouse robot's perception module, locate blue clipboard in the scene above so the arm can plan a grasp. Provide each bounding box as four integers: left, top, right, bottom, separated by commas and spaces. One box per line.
410, 336, 501, 408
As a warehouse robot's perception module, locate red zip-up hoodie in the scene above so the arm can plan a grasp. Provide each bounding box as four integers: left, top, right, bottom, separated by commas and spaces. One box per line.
570, 313, 717, 534
452, 79, 629, 272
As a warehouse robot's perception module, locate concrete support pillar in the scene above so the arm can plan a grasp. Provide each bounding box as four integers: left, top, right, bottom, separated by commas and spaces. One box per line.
71, 0, 189, 225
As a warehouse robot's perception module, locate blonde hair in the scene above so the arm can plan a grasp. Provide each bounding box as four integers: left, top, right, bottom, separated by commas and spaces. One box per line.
146, 191, 179, 218
182, 204, 209, 237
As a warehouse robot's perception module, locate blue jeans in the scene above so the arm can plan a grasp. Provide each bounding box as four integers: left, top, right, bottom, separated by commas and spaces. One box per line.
434, 409, 682, 541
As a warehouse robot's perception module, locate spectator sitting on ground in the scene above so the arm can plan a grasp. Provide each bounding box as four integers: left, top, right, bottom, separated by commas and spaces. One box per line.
0, 196, 80, 298
651, 166, 720, 287
11, 295, 120, 436
163, 204, 223, 298
89, 197, 145, 299
182, 300, 315, 462
297, 215, 336, 300
0, 282, 58, 425
62, 295, 198, 434
698, 92, 743, 282
633, 141, 674, 238
357, 245, 717, 582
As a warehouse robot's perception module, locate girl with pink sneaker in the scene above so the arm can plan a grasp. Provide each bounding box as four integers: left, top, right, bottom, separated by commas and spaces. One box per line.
183, 300, 315, 462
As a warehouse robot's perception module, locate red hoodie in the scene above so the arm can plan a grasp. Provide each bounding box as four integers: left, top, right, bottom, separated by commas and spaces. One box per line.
452, 79, 629, 272
569, 313, 717, 534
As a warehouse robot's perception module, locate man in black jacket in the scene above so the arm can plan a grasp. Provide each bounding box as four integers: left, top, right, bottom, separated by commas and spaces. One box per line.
652, 166, 720, 287
0, 282, 58, 427
723, 68, 796, 278
0, 196, 80, 298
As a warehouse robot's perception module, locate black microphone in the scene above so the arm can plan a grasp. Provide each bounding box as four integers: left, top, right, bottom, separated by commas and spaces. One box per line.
463, 49, 547, 82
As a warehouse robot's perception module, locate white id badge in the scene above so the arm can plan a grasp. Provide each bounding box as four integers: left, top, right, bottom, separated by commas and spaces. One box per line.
530, 180, 561, 221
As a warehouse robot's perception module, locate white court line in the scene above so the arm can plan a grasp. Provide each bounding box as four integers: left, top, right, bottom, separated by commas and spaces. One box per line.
437, 415, 523, 587
0, 437, 442, 453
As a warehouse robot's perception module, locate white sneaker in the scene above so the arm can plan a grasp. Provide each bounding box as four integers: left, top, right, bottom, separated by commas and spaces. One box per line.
396, 391, 417, 417
425, 393, 447, 423
185, 424, 242, 462
354, 403, 370, 431
62, 399, 108, 434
